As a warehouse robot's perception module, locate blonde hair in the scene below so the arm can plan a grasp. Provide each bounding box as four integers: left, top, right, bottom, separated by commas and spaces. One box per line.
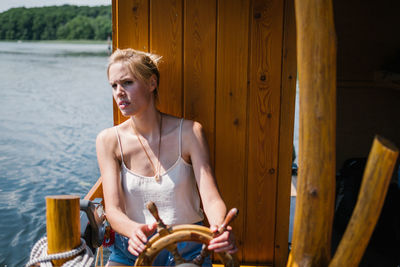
108, 48, 162, 98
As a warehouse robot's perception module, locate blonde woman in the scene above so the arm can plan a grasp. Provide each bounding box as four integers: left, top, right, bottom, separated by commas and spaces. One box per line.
96, 48, 237, 266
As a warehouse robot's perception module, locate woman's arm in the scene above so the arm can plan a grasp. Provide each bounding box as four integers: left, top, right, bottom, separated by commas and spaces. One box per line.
96, 128, 156, 256
184, 121, 238, 253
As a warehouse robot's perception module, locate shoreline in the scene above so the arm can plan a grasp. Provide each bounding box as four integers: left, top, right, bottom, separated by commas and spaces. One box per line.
0, 39, 109, 44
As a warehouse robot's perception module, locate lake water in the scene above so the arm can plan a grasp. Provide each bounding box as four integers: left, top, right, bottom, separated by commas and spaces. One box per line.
0, 41, 113, 266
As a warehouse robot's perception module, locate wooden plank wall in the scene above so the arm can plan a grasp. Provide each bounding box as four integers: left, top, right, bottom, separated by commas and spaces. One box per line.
111, 0, 296, 265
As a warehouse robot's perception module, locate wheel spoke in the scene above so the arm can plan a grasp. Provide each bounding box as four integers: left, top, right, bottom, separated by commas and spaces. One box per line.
192, 244, 210, 266
167, 244, 186, 265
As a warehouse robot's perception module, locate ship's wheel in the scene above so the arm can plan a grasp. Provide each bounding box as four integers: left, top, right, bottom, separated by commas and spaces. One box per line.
134, 202, 239, 267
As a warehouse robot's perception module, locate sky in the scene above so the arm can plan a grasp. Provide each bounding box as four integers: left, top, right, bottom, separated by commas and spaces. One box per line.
0, 0, 111, 12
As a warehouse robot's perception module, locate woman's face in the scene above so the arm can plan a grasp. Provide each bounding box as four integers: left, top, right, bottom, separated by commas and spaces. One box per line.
108, 62, 155, 117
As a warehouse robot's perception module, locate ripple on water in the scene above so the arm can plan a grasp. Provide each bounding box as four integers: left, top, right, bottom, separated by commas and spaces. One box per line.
0, 42, 112, 266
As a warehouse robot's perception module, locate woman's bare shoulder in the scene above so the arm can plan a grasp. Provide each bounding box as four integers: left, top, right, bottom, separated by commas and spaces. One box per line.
160, 114, 183, 133
96, 125, 121, 150
181, 119, 205, 142
97, 121, 130, 142
97, 127, 115, 142
160, 114, 204, 141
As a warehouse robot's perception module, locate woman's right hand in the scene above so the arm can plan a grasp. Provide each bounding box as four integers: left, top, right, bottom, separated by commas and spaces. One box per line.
127, 222, 157, 256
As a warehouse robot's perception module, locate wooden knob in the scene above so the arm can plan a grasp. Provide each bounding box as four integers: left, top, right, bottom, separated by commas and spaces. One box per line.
146, 201, 161, 222
146, 201, 167, 230
217, 208, 239, 234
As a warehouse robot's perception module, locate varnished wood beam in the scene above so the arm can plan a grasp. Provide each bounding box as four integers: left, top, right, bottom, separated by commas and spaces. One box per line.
288, 0, 337, 265
84, 177, 103, 202
329, 136, 398, 267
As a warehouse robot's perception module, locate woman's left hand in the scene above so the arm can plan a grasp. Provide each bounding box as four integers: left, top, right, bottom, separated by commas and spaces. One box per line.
207, 225, 238, 254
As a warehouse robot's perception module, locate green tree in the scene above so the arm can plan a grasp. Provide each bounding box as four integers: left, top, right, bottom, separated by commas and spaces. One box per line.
0, 5, 111, 41
17, 9, 33, 40
92, 15, 112, 40
58, 16, 94, 40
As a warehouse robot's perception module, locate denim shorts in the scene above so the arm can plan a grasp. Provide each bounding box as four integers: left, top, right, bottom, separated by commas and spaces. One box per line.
108, 222, 212, 266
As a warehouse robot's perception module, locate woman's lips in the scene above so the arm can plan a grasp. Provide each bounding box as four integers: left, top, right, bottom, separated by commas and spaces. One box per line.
118, 100, 130, 109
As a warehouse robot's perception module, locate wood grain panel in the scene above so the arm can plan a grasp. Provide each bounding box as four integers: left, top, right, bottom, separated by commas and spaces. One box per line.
246, 0, 284, 263
215, 0, 250, 261
274, 0, 297, 266
115, 0, 149, 50
110, 1, 291, 265
183, 0, 216, 167
113, 0, 149, 125
150, 0, 183, 117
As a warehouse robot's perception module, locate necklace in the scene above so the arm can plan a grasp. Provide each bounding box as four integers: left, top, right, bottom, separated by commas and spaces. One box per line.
130, 113, 162, 182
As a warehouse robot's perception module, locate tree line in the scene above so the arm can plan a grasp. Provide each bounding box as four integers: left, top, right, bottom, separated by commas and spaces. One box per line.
0, 5, 112, 41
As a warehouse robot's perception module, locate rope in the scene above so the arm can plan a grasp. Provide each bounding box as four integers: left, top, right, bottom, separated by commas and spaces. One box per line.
26, 237, 94, 267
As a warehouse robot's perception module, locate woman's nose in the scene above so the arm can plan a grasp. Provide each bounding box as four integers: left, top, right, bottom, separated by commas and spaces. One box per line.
116, 84, 125, 96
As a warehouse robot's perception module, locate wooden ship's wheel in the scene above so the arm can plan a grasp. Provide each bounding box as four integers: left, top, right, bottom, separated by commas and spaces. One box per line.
134, 202, 239, 267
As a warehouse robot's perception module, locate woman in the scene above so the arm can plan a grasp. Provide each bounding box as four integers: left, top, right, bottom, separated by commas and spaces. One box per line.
96, 48, 237, 266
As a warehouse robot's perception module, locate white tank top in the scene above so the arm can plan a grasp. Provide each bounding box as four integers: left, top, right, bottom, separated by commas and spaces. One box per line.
114, 119, 204, 225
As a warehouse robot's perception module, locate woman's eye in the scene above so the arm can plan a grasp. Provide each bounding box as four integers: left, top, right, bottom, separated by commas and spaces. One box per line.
111, 83, 117, 89
123, 80, 133, 86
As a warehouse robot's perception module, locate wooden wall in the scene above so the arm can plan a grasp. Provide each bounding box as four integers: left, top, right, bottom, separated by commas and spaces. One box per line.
111, 0, 296, 265
334, 0, 400, 170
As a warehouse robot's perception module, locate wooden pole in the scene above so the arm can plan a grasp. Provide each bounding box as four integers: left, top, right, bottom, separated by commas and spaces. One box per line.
288, 0, 337, 266
329, 136, 398, 267
46, 195, 81, 266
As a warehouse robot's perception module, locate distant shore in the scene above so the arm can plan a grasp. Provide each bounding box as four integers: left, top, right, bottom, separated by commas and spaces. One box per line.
0, 39, 110, 44
0, 5, 111, 41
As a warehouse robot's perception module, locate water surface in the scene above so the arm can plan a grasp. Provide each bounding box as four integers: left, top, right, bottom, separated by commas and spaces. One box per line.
0, 41, 113, 266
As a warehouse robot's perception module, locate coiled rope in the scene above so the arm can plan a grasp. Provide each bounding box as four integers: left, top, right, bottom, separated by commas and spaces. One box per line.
26, 237, 94, 267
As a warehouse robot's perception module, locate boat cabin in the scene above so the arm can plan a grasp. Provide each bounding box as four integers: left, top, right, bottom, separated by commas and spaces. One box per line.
85, 0, 400, 266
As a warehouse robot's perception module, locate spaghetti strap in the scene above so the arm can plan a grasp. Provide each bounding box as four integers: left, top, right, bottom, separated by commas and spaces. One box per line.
178, 118, 184, 157
114, 126, 125, 163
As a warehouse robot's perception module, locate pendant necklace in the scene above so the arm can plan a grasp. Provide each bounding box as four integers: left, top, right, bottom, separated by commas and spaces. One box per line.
131, 113, 162, 182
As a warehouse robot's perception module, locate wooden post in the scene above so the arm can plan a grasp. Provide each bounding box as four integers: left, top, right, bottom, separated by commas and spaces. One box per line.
288, 0, 337, 266
329, 136, 398, 267
46, 195, 81, 266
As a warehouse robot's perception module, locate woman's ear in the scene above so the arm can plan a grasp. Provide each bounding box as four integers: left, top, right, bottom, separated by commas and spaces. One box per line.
149, 74, 157, 92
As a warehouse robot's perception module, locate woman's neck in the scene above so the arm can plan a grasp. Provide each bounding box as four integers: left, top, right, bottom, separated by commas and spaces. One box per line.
130, 107, 162, 141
